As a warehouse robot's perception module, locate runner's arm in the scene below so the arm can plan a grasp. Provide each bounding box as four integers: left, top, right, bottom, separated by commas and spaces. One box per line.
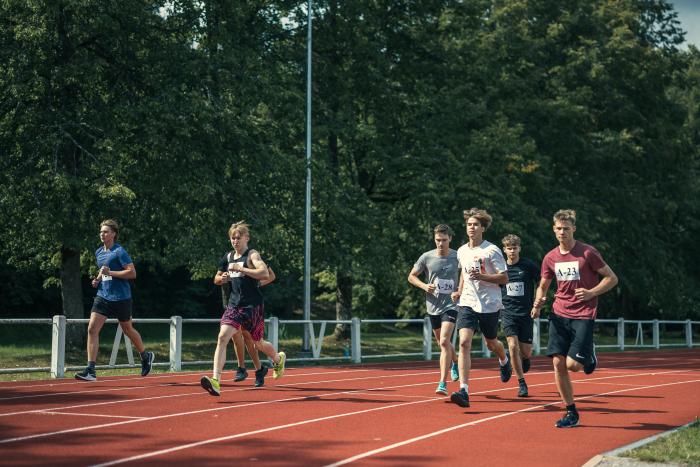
531, 277, 552, 318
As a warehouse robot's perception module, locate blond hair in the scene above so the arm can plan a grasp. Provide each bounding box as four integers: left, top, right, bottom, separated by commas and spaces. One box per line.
553, 209, 576, 226
228, 220, 250, 237
463, 208, 493, 230
100, 219, 119, 238
502, 234, 521, 247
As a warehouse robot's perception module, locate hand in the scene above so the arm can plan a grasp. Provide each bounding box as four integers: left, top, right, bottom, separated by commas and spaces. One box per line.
221, 272, 230, 283
425, 283, 436, 294
530, 307, 540, 319
230, 263, 244, 272
450, 291, 461, 303
468, 268, 481, 280
574, 288, 595, 301
99, 266, 110, 277
91, 278, 100, 288
533, 296, 546, 309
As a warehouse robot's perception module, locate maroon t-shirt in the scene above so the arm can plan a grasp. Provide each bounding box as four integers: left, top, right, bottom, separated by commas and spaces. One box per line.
541, 241, 607, 319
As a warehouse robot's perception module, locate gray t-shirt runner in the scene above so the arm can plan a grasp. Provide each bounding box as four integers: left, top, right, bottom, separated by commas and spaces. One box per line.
413, 249, 460, 315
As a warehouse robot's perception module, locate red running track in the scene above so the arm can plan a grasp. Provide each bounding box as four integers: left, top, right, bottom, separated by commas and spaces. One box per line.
0, 349, 698, 466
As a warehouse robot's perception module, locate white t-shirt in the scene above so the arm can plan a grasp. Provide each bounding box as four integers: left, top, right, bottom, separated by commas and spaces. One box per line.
457, 240, 507, 313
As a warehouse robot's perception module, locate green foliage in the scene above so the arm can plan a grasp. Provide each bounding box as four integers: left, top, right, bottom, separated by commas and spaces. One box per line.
0, 0, 698, 320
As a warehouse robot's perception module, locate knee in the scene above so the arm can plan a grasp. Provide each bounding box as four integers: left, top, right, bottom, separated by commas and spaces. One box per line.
567, 360, 582, 372
459, 340, 472, 353
87, 324, 101, 337
217, 332, 231, 346
485, 339, 499, 351
439, 338, 451, 350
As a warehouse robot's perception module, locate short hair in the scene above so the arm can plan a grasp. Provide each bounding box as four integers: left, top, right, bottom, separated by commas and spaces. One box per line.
100, 219, 119, 238
553, 209, 576, 226
463, 208, 492, 230
502, 234, 521, 247
433, 224, 454, 237
228, 220, 250, 237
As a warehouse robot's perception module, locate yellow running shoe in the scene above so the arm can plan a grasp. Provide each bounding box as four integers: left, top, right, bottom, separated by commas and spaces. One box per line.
200, 375, 221, 396
272, 351, 286, 379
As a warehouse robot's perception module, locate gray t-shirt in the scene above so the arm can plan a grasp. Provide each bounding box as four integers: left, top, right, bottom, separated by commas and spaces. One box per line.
413, 249, 460, 315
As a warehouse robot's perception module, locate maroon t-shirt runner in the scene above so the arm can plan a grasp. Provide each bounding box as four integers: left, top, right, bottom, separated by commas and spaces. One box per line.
541, 241, 607, 319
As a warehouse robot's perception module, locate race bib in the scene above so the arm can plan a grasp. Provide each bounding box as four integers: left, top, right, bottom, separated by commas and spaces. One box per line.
434, 278, 455, 295
228, 263, 244, 278
506, 281, 524, 296
102, 274, 112, 282
555, 261, 580, 281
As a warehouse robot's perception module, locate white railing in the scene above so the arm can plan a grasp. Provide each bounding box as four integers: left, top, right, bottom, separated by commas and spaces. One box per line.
0, 316, 698, 378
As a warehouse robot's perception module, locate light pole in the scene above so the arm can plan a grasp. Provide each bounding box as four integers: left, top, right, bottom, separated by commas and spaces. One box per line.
302, 0, 313, 352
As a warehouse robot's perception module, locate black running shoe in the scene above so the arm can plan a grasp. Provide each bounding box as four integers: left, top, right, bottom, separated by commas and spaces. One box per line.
234, 366, 248, 382
75, 367, 96, 381
522, 357, 531, 374
254, 366, 268, 387
500, 359, 512, 383
555, 411, 579, 428
584, 345, 597, 375
518, 380, 528, 397
450, 389, 470, 408
141, 351, 154, 377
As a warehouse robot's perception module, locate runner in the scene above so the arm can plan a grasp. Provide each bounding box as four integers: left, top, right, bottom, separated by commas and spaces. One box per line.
531, 209, 618, 427
201, 221, 285, 395
75, 219, 154, 381
449, 208, 511, 408
408, 224, 460, 395
500, 234, 540, 397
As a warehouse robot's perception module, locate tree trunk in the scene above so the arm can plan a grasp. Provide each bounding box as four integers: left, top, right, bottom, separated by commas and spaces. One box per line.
60, 247, 85, 346
334, 269, 352, 339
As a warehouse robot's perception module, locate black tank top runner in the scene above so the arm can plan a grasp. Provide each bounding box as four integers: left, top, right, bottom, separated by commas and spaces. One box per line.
227, 248, 263, 307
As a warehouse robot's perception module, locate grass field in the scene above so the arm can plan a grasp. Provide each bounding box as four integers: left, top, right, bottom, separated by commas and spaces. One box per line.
622, 419, 700, 465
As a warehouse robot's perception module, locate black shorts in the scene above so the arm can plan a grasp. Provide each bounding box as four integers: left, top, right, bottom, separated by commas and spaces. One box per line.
456, 306, 500, 340
429, 309, 458, 330
546, 313, 594, 364
501, 312, 533, 344
92, 296, 133, 322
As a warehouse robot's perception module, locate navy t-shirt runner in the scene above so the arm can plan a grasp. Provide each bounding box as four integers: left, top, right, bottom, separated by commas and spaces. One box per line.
500, 258, 540, 316
218, 249, 263, 307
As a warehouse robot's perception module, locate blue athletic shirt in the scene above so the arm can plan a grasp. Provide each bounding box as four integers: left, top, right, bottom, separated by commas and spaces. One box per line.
96, 243, 133, 301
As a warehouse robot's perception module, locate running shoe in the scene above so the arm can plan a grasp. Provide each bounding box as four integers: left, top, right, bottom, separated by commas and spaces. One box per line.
141, 351, 155, 377
584, 345, 597, 375
450, 388, 470, 408
254, 366, 268, 387
435, 382, 448, 395
200, 376, 221, 396
75, 367, 96, 381
500, 359, 513, 383
450, 362, 459, 382
272, 351, 286, 379
234, 366, 248, 382
518, 379, 528, 397
555, 411, 579, 428
522, 357, 531, 374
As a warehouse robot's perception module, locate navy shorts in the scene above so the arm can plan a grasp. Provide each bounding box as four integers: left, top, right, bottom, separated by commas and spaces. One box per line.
501, 312, 533, 344
546, 313, 594, 364
429, 309, 458, 330
92, 296, 132, 322
456, 306, 500, 340
221, 303, 265, 341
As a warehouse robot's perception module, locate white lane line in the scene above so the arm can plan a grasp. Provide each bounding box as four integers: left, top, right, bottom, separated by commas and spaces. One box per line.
92, 378, 700, 467
323, 378, 700, 467
37, 411, 146, 420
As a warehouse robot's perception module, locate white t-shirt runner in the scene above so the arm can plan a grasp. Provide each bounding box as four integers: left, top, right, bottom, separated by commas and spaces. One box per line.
457, 240, 508, 314
412, 249, 459, 315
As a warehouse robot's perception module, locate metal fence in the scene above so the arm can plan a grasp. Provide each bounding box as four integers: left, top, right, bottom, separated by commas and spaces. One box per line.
0, 316, 698, 378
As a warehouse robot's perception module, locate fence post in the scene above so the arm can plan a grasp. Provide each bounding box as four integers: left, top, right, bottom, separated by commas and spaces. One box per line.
423, 317, 432, 361
169, 316, 182, 372
533, 318, 541, 355
686, 319, 693, 348
482, 335, 491, 358
351, 317, 361, 363
268, 317, 279, 352
617, 318, 625, 351
653, 319, 660, 349
50, 315, 66, 379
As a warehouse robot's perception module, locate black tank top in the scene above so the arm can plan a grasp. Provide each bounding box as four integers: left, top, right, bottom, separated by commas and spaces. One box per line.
227, 249, 263, 307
